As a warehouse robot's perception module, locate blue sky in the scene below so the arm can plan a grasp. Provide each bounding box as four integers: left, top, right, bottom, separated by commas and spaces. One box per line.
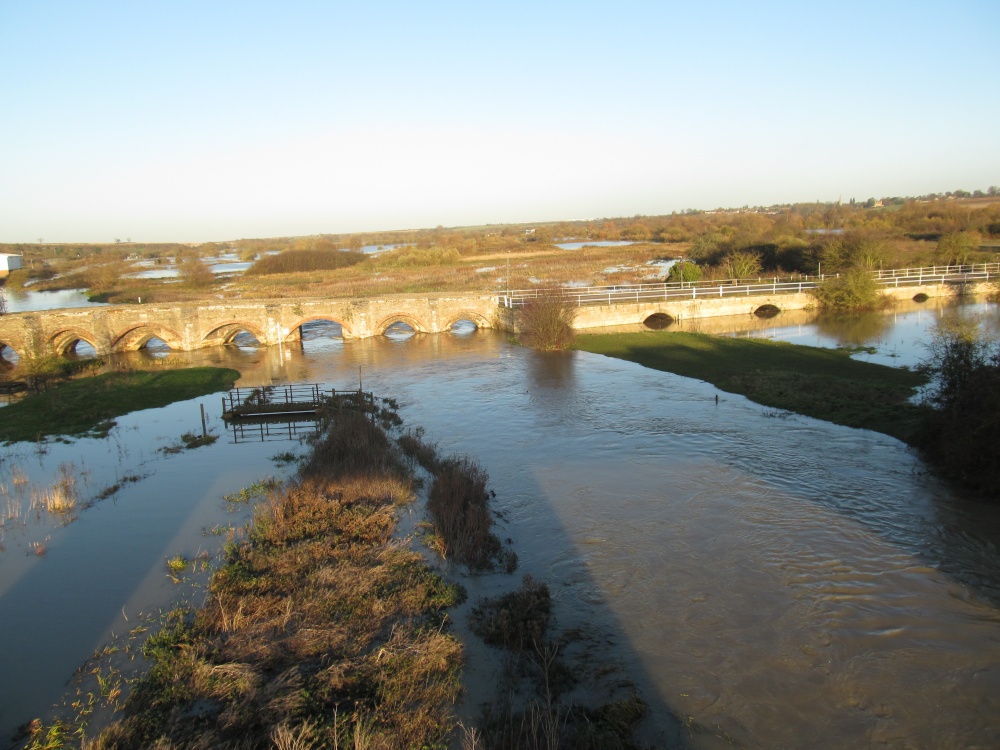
1, 1, 997, 243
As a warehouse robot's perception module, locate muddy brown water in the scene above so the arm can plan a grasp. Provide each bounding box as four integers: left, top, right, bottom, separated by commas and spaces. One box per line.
2, 300, 1000, 748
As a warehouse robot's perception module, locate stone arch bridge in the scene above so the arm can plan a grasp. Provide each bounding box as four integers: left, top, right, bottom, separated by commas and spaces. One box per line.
0, 293, 500, 360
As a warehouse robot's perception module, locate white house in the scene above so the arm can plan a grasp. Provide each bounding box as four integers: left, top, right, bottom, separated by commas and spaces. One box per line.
0, 253, 23, 277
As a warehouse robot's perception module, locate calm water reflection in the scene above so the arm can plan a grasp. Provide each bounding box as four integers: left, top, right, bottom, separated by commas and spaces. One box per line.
2, 303, 1000, 747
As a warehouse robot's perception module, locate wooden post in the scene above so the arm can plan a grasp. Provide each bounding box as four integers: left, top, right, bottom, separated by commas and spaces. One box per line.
201, 404, 207, 437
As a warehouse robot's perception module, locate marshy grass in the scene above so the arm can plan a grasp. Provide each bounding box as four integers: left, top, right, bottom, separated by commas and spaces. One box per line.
85, 408, 465, 749
160, 431, 219, 454
222, 476, 280, 504
469, 577, 649, 750
11, 464, 29, 486
575, 330, 929, 443
397, 426, 441, 472
30, 463, 79, 515
427, 455, 506, 570
0, 368, 240, 444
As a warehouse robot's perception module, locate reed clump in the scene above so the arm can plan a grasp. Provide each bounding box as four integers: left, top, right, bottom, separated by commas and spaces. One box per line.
427, 456, 504, 570
30, 463, 79, 515
469, 577, 649, 750
83, 408, 465, 749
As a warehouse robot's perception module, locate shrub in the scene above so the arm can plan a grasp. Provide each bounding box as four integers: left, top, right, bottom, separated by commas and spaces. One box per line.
667, 260, 702, 283
915, 315, 1000, 495
179, 258, 215, 288
517, 291, 576, 350
810, 268, 889, 311
721, 249, 762, 279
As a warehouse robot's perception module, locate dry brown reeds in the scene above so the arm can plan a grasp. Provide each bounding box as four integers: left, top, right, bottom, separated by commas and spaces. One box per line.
427, 456, 502, 570
85, 405, 464, 749
30, 463, 79, 514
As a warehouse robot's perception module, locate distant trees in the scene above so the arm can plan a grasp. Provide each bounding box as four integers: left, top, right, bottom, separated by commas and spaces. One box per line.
935, 231, 981, 265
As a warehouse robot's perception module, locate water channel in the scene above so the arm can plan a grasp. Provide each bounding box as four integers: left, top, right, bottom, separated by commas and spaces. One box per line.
2, 297, 1000, 748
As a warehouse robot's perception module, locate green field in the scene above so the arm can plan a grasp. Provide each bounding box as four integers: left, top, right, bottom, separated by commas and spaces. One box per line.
0, 367, 240, 443
574, 331, 929, 442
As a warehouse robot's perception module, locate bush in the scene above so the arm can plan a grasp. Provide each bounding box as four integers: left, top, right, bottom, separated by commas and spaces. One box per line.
722, 249, 762, 279
179, 258, 215, 288
245, 248, 366, 275
915, 315, 1000, 495
811, 268, 889, 311
667, 261, 702, 283
517, 292, 576, 350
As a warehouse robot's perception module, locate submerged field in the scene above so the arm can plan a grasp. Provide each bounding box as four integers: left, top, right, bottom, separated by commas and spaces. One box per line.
574, 331, 929, 442
0, 368, 240, 443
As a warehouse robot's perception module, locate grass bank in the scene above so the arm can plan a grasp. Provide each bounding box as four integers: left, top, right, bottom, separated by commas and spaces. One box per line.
574, 331, 928, 443
0, 367, 239, 443
74, 407, 465, 749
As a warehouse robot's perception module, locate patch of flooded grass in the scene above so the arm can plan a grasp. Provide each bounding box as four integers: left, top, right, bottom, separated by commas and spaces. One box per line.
576, 330, 930, 442
0, 368, 240, 444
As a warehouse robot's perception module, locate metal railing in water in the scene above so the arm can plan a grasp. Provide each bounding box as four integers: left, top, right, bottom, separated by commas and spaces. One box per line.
498, 263, 1000, 308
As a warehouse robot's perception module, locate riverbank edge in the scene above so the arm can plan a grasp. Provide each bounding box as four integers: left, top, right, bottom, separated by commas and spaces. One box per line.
573, 330, 930, 444
23, 399, 653, 749
0, 367, 240, 443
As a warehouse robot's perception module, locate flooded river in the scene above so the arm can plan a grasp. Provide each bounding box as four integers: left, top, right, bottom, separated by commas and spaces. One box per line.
2, 299, 1000, 748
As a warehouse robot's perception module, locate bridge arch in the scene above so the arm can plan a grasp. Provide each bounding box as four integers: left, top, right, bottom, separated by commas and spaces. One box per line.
286, 316, 354, 341
49, 327, 101, 357
443, 311, 493, 333
202, 321, 268, 348
753, 304, 782, 318
643, 313, 675, 330
112, 324, 184, 353
0, 339, 22, 365
374, 314, 429, 336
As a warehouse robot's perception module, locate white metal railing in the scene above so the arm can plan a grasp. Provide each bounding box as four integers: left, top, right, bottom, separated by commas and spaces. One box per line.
498, 263, 1000, 308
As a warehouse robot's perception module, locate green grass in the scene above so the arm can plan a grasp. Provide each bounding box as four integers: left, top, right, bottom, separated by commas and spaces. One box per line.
574, 331, 929, 443
0, 367, 240, 443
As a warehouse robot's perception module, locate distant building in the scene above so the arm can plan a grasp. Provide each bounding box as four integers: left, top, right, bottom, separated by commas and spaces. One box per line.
0, 253, 23, 277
